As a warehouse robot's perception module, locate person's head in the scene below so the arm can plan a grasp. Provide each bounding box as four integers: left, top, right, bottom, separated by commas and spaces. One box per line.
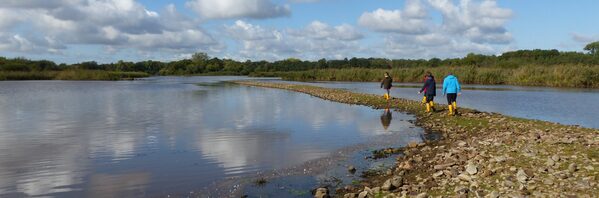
384, 72, 389, 77
448, 72, 453, 76
425, 71, 432, 77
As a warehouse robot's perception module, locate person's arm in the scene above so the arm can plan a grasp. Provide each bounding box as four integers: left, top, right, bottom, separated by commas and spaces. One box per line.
419, 79, 429, 93
380, 79, 384, 88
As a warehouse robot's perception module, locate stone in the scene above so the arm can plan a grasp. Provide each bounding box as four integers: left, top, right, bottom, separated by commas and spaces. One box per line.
314, 187, 330, 198
458, 141, 467, 147
585, 165, 595, 171
348, 165, 357, 174
408, 141, 419, 148
382, 179, 394, 191
568, 163, 578, 173
516, 169, 528, 183
484, 191, 499, 198
551, 155, 560, 162
433, 171, 444, 178
458, 173, 472, 182
390, 176, 404, 188
415, 192, 427, 198
344, 193, 357, 198
465, 163, 478, 175
358, 191, 368, 198
371, 187, 380, 194
545, 158, 555, 166
493, 156, 507, 163
434, 162, 455, 170
543, 178, 554, 185
454, 186, 469, 194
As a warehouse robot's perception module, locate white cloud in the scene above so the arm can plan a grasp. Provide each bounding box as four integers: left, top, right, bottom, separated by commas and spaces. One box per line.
0, 0, 220, 58
428, 0, 512, 43
572, 33, 599, 43
225, 20, 365, 60
358, 0, 430, 34
186, 0, 291, 19
359, 0, 514, 59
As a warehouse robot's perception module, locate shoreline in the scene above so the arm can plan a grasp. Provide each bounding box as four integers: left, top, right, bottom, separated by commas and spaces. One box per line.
233, 81, 599, 197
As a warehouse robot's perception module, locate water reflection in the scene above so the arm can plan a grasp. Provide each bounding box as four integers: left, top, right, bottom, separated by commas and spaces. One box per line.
380, 108, 392, 131
0, 77, 423, 197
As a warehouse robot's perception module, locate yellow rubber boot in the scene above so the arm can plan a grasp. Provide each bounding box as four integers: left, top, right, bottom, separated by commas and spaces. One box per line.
448, 105, 454, 116
421, 96, 427, 104
429, 101, 435, 112
426, 103, 431, 112
452, 102, 457, 115
384, 93, 389, 100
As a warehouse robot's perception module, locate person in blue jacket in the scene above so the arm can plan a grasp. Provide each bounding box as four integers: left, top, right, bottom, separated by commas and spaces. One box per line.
418, 72, 436, 113
442, 72, 461, 116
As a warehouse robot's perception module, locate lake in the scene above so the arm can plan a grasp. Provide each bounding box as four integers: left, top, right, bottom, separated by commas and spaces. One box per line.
0, 77, 424, 197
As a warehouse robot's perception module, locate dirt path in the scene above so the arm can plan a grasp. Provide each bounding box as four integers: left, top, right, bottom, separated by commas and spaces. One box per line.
233, 81, 599, 197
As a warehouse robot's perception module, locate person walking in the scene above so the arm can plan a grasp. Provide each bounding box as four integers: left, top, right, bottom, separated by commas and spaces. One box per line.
442, 72, 461, 116
380, 72, 393, 100
418, 72, 436, 113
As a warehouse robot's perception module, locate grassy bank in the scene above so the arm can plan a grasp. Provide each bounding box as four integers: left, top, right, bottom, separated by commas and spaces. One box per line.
0, 70, 150, 81
234, 81, 598, 197
250, 65, 599, 88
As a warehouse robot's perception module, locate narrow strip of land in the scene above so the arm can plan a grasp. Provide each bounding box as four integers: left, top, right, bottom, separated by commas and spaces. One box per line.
234, 81, 598, 197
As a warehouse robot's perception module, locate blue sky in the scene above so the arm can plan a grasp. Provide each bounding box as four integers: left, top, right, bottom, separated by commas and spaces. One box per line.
0, 0, 598, 64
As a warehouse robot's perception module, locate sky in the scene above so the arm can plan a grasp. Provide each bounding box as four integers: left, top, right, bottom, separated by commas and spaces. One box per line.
0, 0, 598, 64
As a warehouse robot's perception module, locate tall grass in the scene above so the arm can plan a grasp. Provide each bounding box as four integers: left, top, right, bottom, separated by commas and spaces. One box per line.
254, 65, 599, 88
0, 70, 149, 81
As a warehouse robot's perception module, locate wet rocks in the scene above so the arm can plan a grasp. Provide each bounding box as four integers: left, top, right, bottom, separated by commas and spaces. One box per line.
348, 165, 357, 174
314, 187, 330, 198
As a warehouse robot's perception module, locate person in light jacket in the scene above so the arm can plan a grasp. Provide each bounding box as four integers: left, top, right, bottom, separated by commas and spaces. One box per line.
442, 72, 461, 116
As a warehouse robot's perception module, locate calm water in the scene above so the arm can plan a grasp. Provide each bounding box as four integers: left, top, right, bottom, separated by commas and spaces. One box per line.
0, 77, 424, 197
271, 81, 599, 129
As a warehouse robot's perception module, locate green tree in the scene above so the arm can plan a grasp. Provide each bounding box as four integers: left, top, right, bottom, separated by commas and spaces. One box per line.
584, 41, 599, 55
192, 52, 210, 63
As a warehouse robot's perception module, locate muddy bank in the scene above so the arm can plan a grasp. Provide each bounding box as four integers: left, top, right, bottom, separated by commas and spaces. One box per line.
233, 81, 599, 197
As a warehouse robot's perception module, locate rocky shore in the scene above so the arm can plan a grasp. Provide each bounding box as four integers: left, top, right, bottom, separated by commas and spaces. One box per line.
233, 81, 599, 197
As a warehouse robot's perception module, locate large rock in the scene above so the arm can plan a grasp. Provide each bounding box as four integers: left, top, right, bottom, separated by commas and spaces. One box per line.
314, 187, 330, 198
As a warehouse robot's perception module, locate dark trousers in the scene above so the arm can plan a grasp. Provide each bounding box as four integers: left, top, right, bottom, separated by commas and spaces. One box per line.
425, 94, 435, 103
446, 93, 457, 104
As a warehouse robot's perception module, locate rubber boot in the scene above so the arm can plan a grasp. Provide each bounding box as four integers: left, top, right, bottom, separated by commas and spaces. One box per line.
426, 103, 431, 113
421, 96, 427, 104
429, 101, 435, 112
452, 102, 458, 115
448, 105, 454, 116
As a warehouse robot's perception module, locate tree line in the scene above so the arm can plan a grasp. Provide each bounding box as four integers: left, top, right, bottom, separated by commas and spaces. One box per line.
2, 42, 599, 76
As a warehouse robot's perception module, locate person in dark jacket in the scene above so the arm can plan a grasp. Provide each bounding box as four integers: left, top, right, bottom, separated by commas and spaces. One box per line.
418, 72, 436, 112
380, 72, 393, 100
